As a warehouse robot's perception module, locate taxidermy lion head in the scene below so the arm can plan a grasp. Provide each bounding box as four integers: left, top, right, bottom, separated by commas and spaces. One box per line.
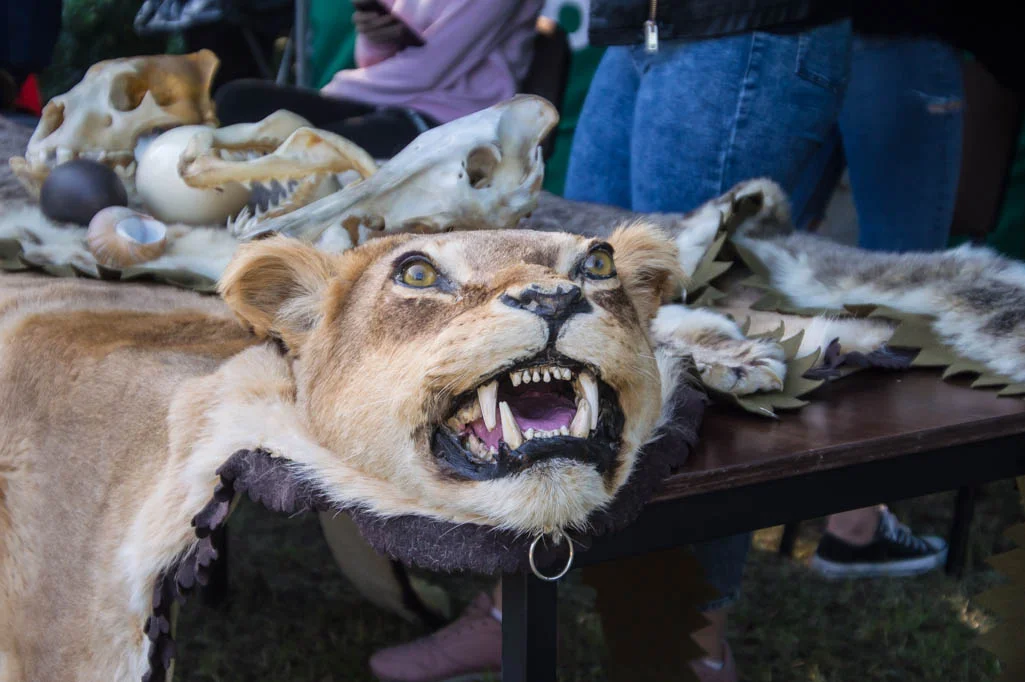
0, 224, 681, 681
220, 225, 682, 533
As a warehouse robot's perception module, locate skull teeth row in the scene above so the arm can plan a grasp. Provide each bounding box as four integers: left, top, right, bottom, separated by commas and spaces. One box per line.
29, 147, 135, 170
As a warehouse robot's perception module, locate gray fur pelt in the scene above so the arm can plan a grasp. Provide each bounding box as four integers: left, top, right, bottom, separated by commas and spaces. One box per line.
522, 179, 1025, 395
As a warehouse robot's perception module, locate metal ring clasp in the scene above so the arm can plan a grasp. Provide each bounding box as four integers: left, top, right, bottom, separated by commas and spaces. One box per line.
528, 532, 575, 581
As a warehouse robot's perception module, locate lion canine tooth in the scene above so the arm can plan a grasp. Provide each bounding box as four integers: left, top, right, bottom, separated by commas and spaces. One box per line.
499, 401, 522, 449
511, 371, 522, 387
478, 380, 498, 431
579, 371, 599, 430
570, 400, 591, 438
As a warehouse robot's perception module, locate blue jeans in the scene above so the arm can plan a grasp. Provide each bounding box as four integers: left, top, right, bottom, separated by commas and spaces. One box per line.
790, 36, 965, 251
565, 20, 852, 610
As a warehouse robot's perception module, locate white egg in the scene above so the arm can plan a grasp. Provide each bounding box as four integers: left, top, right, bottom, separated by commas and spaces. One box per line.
135, 126, 250, 225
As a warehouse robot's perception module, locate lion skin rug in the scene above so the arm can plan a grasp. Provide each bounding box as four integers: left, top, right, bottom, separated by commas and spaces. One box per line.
0, 214, 716, 680
6, 99, 1025, 679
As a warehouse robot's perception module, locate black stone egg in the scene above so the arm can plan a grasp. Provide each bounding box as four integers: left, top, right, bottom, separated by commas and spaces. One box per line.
40, 159, 129, 226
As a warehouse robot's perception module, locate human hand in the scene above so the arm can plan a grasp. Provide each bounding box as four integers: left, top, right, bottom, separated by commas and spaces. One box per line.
352, 7, 418, 46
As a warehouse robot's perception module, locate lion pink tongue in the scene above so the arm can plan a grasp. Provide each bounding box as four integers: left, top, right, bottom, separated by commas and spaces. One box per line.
468, 391, 576, 450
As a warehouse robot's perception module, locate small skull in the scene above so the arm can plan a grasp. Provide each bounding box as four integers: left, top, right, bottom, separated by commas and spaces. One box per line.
232, 94, 560, 249
10, 50, 219, 199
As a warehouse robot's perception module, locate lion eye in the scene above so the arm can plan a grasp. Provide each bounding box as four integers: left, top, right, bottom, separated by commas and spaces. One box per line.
399, 258, 439, 288
583, 249, 616, 279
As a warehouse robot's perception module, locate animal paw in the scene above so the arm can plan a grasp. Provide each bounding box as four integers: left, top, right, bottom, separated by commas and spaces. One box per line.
720, 178, 793, 239
694, 338, 787, 396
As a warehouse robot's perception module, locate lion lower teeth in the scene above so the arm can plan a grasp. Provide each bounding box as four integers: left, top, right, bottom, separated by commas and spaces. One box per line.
499, 401, 522, 449
577, 371, 600, 431
465, 434, 497, 462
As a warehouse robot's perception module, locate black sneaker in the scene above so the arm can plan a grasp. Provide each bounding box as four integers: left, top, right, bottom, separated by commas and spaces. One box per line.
810, 510, 948, 579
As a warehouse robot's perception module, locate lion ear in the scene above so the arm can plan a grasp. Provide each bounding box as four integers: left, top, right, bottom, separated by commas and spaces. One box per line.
218, 236, 343, 350
607, 221, 686, 323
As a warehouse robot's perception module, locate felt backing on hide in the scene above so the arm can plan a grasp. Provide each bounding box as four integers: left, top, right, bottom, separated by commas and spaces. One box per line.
140, 382, 706, 681
972, 477, 1025, 680
726, 242, 1025, 406
675, 207, 917, 418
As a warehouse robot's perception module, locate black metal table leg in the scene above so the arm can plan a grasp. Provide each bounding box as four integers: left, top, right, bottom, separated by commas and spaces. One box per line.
502, 572, 558, 682
778, 522, 800, 558
946, 485, 978, 577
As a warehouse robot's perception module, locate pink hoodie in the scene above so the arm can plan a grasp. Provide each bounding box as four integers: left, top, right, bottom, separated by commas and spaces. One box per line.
321, 0, 544, 123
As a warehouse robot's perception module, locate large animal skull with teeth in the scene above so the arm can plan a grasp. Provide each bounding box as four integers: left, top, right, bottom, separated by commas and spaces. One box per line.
9, 50, 219, 198
174, 110, 379, 227
231, 94, 559, 249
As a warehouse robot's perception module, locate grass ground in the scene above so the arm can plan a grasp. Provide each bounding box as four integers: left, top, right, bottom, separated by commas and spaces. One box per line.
175, 478, 1022, 682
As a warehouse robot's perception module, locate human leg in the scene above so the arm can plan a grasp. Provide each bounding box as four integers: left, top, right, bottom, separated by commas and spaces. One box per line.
623, 22, 851, 674
368, 586, 502, 682
839, 36, 965, 251
813, 507, 949, 579
787, 37, 961, 577
688, 532, 751, 668
630, 20, 853, 213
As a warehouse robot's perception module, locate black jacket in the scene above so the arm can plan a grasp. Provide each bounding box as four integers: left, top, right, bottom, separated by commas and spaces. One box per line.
852, 1, 1023, 92
587, 0, 852, 46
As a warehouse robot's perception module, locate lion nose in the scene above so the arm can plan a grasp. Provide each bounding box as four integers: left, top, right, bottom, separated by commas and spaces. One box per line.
501, 283, 589, 321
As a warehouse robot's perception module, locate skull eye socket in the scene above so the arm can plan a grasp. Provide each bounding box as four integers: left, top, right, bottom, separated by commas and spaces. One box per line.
36, 101, 65, 139
465, 145, 500, 189
109, 73, 149, 112
149, 78, 190, 108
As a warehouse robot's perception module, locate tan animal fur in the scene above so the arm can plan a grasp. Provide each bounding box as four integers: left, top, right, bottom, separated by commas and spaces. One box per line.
0, 224, 682, 681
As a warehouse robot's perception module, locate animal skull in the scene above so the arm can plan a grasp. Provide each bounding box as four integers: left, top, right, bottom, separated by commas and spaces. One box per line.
9, 50, 219, 199
175, 110, 379, 227
231, 94, 559, 250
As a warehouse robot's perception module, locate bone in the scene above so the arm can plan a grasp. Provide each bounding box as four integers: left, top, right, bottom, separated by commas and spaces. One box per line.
478, 380, 498, 431
578, 372, 599, 431
10, 50, 220, 198
180, 116, 376, 191
499, 401, 522, 450
570, 400, 591, 438
231, 95, 559, 248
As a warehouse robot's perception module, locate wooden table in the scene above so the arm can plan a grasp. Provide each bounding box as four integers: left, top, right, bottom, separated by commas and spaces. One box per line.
501, 369, 1025, 681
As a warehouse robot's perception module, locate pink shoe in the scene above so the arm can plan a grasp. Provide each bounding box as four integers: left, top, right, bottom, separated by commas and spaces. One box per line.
369, 592, 502, 682
690, 640, 738, 682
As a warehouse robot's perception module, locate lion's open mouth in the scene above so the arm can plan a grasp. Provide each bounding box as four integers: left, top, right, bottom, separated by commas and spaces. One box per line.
432, 354, 624, 481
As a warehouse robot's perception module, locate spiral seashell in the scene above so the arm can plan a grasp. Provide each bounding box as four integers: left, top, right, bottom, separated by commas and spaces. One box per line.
87, 206, 168, 269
